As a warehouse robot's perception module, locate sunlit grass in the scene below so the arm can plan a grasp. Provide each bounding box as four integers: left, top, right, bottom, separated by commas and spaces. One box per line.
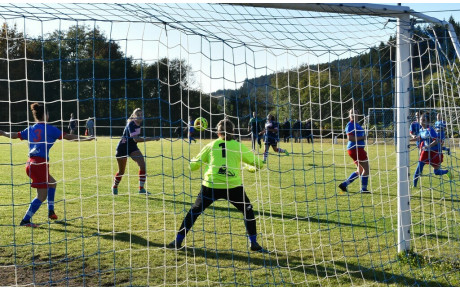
0, 137, 458, 286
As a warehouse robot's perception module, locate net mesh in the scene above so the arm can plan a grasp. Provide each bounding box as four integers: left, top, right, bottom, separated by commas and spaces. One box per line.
0, 3, 458, 287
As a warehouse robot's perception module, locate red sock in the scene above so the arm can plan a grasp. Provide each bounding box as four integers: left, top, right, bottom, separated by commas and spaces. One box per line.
139, 170, 146, 189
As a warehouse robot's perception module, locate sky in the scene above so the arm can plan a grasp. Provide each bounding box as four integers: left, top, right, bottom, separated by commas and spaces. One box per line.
1, 2, 460, 94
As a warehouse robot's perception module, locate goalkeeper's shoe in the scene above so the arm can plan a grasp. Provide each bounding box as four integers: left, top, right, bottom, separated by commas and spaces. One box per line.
360, 189, 372, 194
338, 183, 348, 193
244, 165, 257, 173
48, 210, 58, 220
167, 240, 182, 250
139, 188, 151, 195
20, 220, 39, 228
250, 242, 269, 253
112, 187, 118, 195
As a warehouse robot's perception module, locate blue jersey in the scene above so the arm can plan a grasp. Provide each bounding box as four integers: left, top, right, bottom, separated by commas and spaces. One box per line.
410, 121, 422, 147
345, 121, 365, 150
18, 123, 63, 160
434, 120, 447, 142
419, 126, 440, 152
264, 120, 279, 143
189, 121, 195, 133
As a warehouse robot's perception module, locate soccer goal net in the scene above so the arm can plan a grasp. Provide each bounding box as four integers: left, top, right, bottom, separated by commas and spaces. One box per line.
0, 3, 459, 287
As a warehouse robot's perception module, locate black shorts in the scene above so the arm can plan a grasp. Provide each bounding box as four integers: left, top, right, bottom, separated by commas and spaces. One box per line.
116, 142, 140, 158
264, 136, 278, 146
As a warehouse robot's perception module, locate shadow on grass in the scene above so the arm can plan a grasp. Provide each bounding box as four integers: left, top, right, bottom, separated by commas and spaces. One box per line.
48, 221, 451, 287
146, 196, 376, 230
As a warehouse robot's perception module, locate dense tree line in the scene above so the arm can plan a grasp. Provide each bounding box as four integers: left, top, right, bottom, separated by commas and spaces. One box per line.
1, 17, 459, 137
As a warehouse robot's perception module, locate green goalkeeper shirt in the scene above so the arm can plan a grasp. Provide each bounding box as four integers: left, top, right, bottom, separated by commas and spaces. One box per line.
190, 138, 264, 189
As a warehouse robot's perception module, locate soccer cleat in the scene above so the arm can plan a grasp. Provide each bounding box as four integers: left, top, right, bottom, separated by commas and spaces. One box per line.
360, 189, 372, 194
48, 210, 58, 220
338, 183, 347, 193
447, 148, 451, 155
139, 188, 151, 195
250, 242, 269, 253
112, 187, 118, 195
20, 220, 39, 228
446, 171, 453, 180
284, 150, 289, 156
167, 240, 182, 250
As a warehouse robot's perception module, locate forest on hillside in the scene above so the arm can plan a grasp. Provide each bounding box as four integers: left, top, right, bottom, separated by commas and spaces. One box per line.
0, 16, 459, 136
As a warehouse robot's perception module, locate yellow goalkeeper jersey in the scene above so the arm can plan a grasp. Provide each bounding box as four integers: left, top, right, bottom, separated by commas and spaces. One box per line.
190, 138, 264, 189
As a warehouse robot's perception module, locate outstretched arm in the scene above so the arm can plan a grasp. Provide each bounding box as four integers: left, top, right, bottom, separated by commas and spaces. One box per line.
0, 130, 19, 139
133, 136, 160, 143
63, 134, 95, 142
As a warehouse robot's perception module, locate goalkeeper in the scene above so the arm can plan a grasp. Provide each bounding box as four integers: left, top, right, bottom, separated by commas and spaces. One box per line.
168, 118, 268, 253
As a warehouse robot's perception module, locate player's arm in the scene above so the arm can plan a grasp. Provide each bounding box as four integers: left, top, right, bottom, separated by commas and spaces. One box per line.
241, 144, 264, 169
64, 134, 95, 141
347, 133, 365, 142
0, 130, 19, 139
133, 136, 160, 142
190, 144, 211, 171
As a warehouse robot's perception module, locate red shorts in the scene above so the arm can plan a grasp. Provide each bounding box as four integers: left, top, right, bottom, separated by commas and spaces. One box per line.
347, 148, 368, 165
25, 157, 50, 189
420, 150, 443, 167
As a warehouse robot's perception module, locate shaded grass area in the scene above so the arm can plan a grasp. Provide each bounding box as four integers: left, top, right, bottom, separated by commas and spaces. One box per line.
0, 137, 459, 286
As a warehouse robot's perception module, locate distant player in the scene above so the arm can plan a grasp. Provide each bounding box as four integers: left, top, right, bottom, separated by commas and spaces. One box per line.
68, 113, 77, 135
292, 119, 301, 143
188, 116, 197, 143
167, 119, 268, 253
248, 111, 262, 150
85, 117, 95, 137
410, 111, 422, 149
112, 108, 159, 195
0, 103, 94, 227
338, 109, 371, 194
304, 119, 313, 144
260, 114, 289, 162
282, 118, 291, 143
434, 113, 450, 155
412, 113, 452, 187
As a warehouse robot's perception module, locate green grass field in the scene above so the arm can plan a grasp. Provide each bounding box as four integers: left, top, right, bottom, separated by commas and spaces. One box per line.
0, 137, 459, 286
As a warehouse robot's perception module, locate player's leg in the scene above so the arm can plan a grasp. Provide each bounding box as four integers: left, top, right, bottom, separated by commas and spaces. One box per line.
228, 187, 269, 253
130, 150, 148, 194
263, 143, 270, 162
271, 144, 288, 156
251, 133, 256, 150
169, 186, 215, 248
113, 157, 127, 194
47, 174, 58, 220
357, 159, 370, 193
431, 153, 451, 178
338, 149, 359, 192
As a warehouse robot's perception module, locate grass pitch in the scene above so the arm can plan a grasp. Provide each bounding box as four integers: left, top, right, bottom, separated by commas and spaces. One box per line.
0, 137, 458, 286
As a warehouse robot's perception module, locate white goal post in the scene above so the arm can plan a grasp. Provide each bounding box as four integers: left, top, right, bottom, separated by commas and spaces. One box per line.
242, 3, 460, 253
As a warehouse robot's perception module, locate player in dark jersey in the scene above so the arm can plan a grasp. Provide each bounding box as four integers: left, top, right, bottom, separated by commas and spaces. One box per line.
260, 114, 289, 162
248, 112, 262, 150
0, 103, 94, 227
412, 113, 452, 187
338, 109, 371, 194
113, 108, 159, 195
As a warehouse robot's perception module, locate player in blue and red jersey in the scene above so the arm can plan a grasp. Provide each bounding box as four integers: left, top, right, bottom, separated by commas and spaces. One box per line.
188, 116, 197, 144
112, 108, 159, 195
338, 109, 371, 193
434, 113, 450, 155
0, 103, 94, 227
259, 114, 289, 162
412, 113, 452, 187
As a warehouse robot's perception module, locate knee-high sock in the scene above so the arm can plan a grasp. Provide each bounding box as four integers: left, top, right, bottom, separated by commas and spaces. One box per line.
345, 172, 359, 186
23, 198, 42, 221
113, 172, 122, 188
139, 170, 146, 189
47, 188, 56, 211
413, 162, 425, 187
361, 176, 369, 190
